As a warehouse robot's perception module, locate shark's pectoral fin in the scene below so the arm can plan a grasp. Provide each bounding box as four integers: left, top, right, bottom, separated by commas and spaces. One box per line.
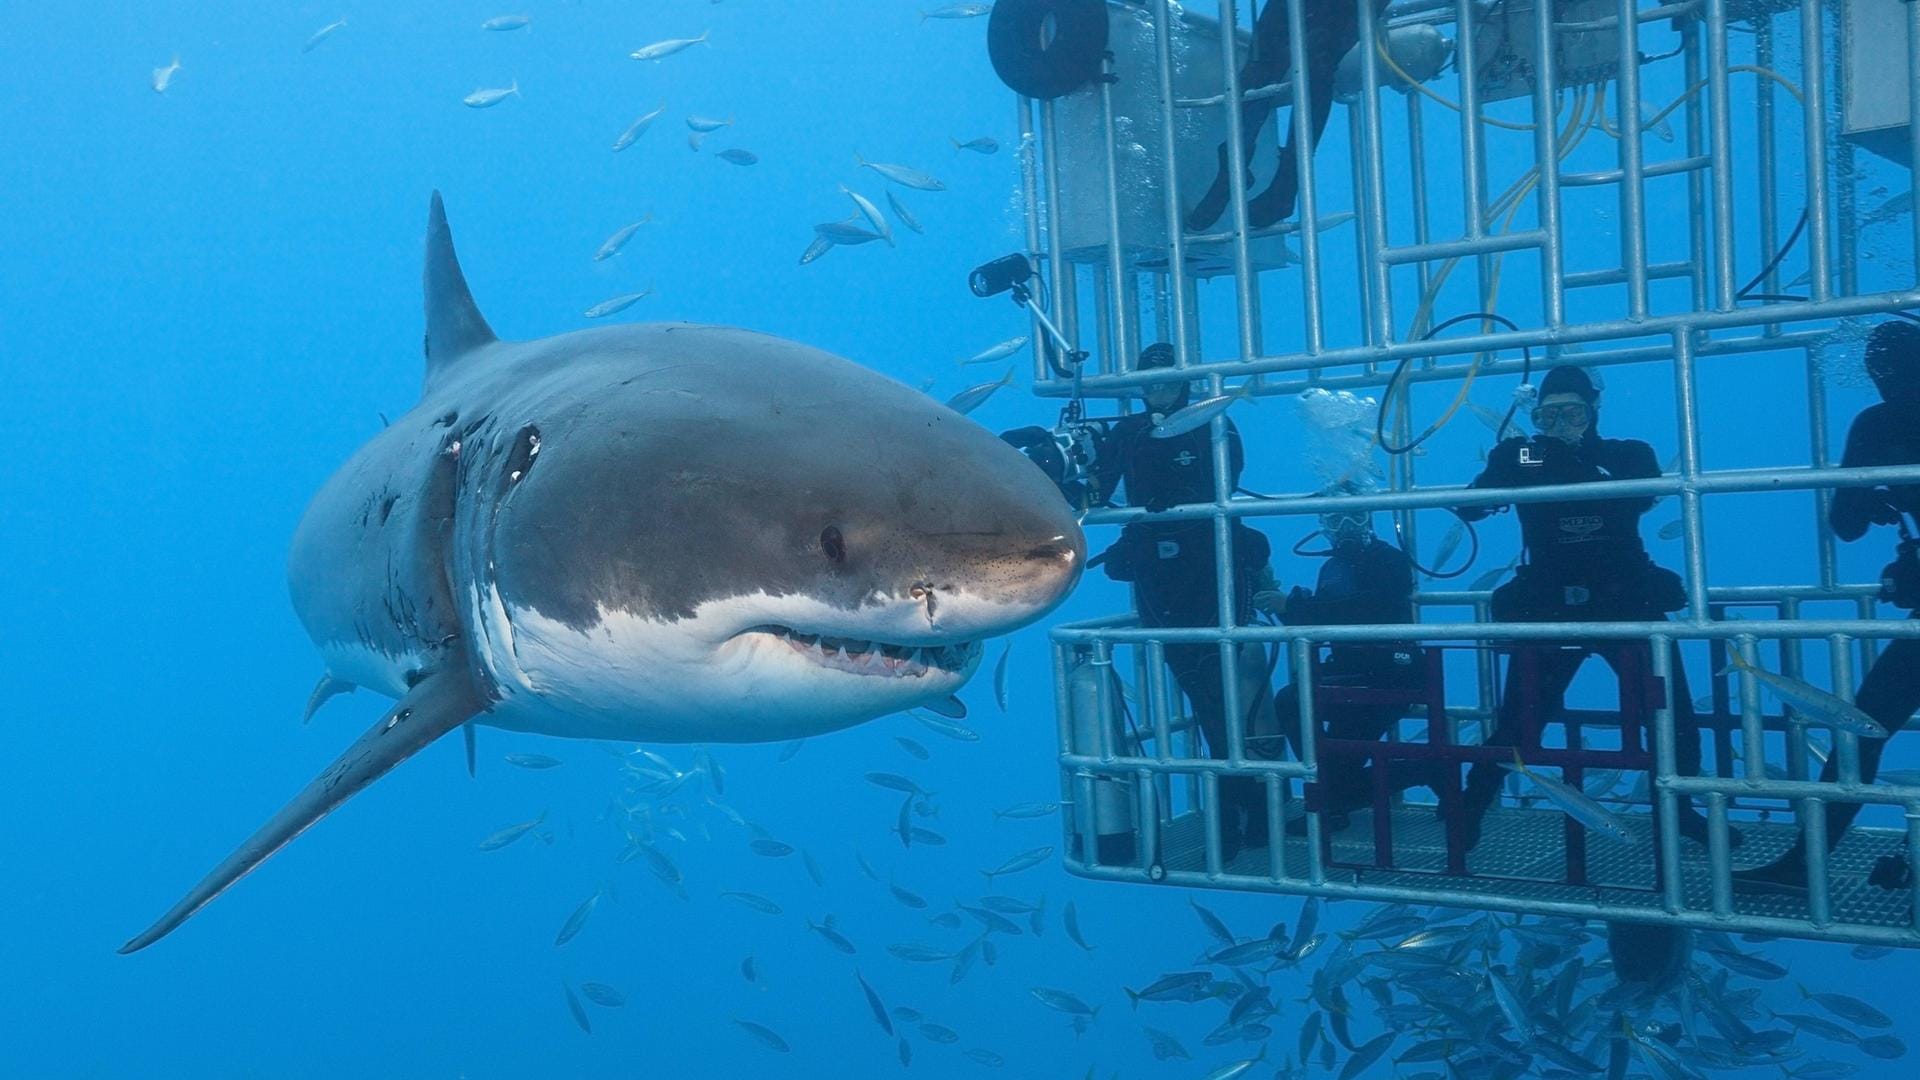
120, 667, 485, 954
300, 673, 355, 725
463, 722, 477, 778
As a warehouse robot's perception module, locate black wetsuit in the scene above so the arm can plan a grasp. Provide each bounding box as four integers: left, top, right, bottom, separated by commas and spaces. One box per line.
1454, 432, 1703, 828
1797, 401, 1920, 847
1096, 415, 1274, 776
1188, 0, 1391, 231
1274, 538, 1436, 814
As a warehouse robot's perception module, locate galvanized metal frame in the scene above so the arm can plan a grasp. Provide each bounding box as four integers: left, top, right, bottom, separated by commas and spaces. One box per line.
1015, 0, 1920, 945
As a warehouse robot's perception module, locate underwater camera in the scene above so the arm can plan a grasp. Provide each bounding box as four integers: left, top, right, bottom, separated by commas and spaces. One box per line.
969, 253, 1034, 298
1880, 537, 1920, 610
1003, 419, 1109, 512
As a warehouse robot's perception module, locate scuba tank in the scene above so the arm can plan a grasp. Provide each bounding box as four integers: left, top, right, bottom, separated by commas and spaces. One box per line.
1066, 646, 1137, 865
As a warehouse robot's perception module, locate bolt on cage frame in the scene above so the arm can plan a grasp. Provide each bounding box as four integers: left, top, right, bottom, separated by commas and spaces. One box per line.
1009, 0, 1920, 946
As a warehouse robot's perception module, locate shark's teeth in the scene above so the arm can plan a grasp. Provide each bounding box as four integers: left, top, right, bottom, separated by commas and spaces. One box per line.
749, 625, 980, 679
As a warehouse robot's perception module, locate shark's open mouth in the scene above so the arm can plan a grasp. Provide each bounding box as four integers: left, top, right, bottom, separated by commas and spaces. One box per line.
744, 625, 981, 679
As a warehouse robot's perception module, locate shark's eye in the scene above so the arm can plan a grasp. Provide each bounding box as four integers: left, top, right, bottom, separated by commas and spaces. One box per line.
819, 526, 846, 564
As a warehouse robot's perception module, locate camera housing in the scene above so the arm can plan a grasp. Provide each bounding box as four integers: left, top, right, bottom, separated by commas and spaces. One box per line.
969, 254, 1033, 298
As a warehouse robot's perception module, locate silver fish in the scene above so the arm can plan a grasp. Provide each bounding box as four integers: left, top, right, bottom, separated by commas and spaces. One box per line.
921, 2, 993, 18
686, 115, 732, 132
1190, 898, 1235, 944
1064, 900, 1095, 951
554, 889, 600, 946
1720, 654, 1888, 737
632, 842, 682, 889
504, 752, 562, 769
151, 57, 182, 94
960, 903, 1023, 935
867, 771, 930, 796
583, 288, 652, 319
856, 971, 894, 1035
1501, 752, 1632, 842
720, 891, 782, 915
733, 1019, 790, 1052
1467, 401, 1510, 435
749, 837, 794, 857
855, 154, 947, 191
945, 368, 1015, 415
740, 955, 757, 982
994, 800, 1059, 820
982, 846, 1052, 881
1150, 385, 1253, 439
889, 881, 927, 908
959, 336, 1029, 366
964, 1048, 1005, 1066
630, 32, 709, 61
716, 148, 758, 166
807, 915, 857, 954
462, 81, 519, 108
562, 981, 591, 1033
1030, 987, 1098, 1016
1339, 1033, 1394, 1080
802, 848, 825, 887
992, 642, 1012, 711
886, 943, 951, 963
1469, 555, 1520, 591
886, 191, 924, 234
1430, 520, 1466, 573
1201, 1055, 1266, 1080
687, 131, 708, 153
839, 185, 893, 247
914, 711, 980, 741
1799, 985, 1893, 1028
921, 1021, 962, 1043
1486, 967, 1532, 1041
894, 736, 930, 760
611, 104, 666, 152
1145, 1025, 1192, 1060
580, 981, 624, 1007
1657, 518, 1685, 541
1127, 972, 1214, 1008
1860, 189, 1913, 228
478, 810, 547, 851
814, 220, 882, 246
480, 15, 531, 31
951, 136, 999, 154
301, 19, 347, 54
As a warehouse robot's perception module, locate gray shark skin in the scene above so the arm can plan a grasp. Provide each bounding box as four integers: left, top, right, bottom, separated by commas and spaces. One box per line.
120, 192, 1083, 953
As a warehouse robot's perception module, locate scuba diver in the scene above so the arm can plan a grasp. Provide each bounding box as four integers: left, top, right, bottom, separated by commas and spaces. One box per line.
1008, 343, 1280, 855
1448, 365, 1725, 853
1269, 496, 1439, 835
1734, 320, 1920, 894
1186, 0, 1391, 232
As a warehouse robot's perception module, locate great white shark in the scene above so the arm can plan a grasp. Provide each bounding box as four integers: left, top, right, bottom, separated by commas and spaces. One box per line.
121, 193, 1083, 952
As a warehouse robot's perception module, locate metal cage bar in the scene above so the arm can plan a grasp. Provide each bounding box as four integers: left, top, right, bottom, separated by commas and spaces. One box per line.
1026, 0, 1919, 947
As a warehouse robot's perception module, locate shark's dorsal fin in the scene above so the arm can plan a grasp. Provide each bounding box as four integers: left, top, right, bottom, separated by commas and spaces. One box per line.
423, 190, 497, 387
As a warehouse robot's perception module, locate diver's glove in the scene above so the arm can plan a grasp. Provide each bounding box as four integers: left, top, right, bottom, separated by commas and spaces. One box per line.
1865, 488, 1906, 527
1250, 564, 1286, 617
1099, 529, 1142, 583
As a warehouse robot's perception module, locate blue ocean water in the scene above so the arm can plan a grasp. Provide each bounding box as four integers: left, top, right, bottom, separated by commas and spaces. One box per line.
3, 3, 1917, 1078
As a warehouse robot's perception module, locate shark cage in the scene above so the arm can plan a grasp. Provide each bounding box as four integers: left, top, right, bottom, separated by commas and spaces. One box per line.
980, 0, 1920, 947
